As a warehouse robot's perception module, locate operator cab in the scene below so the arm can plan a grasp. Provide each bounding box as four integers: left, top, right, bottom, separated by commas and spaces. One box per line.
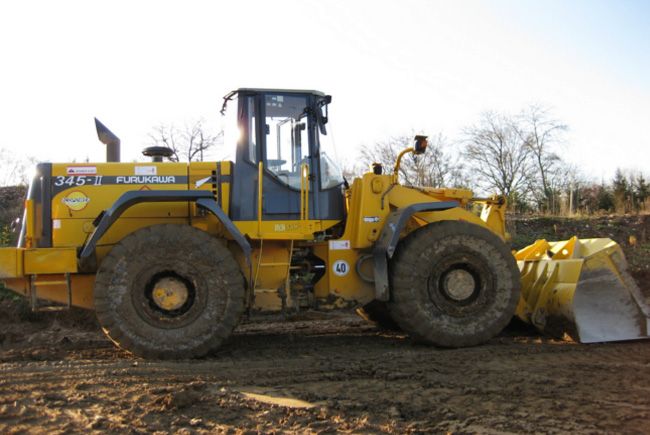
223, 88, 345, 222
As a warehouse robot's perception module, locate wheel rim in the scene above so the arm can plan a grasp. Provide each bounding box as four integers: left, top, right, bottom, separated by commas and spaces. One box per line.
132, 270, 203, 329
151, 276, 190, 311
441, 268, 477, 302
427, 253, 495, 317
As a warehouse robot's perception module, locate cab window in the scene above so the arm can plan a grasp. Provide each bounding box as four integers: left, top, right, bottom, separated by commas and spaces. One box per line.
317, 102, 344, 190
264, 94, 310, 189
246, 96, 257, 162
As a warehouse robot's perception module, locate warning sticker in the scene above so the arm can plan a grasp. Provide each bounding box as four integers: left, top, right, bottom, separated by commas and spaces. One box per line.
329, 240, 350, 250
66, 166, 96, 175
135, 166, 157, 176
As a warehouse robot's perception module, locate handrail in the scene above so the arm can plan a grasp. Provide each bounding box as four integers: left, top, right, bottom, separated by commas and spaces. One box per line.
300, 163, 310, 221
258, 162, 264, 236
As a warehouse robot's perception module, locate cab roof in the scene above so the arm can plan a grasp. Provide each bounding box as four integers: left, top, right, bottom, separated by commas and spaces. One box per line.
234, 88, 326, 97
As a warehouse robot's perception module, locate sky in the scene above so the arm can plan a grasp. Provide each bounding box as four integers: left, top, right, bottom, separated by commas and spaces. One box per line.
0, 0, 648, 182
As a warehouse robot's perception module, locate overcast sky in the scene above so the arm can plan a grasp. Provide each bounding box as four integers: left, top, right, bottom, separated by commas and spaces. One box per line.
0, 0, 648, 181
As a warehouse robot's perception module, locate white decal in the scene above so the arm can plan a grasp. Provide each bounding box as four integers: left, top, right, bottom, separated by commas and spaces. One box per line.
54, 175, 103, 187
52, 219, 61, 229
363, 216, 380, 223
274, 224, 286, 232
66, 166, 96, 175
329, 240, 350, 250
195, 176, 212, 188
332, 260, 350, 277
135, 166, 157, 176
116, 176, 176, 184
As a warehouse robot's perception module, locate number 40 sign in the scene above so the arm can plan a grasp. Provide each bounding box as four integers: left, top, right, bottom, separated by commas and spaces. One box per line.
332, 260, 349, 277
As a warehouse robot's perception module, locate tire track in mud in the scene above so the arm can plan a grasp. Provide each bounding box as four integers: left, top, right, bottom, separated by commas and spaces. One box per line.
2, 314, 650, 433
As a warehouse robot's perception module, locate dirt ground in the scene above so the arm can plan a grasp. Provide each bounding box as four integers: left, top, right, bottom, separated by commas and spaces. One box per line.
1, 304, 650, 434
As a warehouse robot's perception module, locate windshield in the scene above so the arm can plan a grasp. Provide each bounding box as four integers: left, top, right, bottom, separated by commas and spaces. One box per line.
263, 95, 310, 189
317, 102, 344, 189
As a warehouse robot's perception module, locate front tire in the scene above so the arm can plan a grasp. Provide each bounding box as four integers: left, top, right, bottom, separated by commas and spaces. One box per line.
388, 220, 520, 347
94, 224, 246, 359
356, 300, 401, 331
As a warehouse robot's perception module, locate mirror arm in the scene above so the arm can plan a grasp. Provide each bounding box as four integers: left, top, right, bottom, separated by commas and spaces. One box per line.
393, 147, 414, 183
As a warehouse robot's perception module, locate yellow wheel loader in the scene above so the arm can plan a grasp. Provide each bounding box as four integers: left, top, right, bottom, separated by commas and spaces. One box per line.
0, 88, 647, 358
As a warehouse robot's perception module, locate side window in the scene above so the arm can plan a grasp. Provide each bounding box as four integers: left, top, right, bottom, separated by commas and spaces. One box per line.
318, 116, 344, 190
263, 95, 309, 189
246, 96, 258, 162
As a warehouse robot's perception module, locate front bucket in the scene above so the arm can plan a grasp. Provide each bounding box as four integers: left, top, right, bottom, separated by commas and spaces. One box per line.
515, 237, 650, 343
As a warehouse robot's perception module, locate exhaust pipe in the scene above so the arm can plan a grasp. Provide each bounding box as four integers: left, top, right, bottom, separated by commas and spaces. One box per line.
94, 118, 121, 162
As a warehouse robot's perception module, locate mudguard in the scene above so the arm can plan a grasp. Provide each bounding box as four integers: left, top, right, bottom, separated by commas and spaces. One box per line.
78, 190, 252, 269
372, 201, 458, 301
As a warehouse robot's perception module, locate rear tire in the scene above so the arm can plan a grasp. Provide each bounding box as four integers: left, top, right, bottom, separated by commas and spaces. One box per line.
388, 220, 520, 347
94, 224, 246, 359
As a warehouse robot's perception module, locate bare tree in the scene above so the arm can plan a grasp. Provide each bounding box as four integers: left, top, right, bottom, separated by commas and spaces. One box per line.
359, 134, 466, 188
148, 119, 223, 162
407, 133, 469, 188
359, 136, 405, 179
518, 105, 567, 212
547, 162, 583, 215
463, 111, 534, 205
0, 148, 36, 186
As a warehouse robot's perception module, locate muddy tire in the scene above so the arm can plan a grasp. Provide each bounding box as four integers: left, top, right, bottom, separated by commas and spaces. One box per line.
94, 224, 246, 359
388, 220, 520, 347
356, 300, 401, 331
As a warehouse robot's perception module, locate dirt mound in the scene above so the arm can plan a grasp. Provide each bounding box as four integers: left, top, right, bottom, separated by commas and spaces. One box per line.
510, 213, 650, 295
0, 185, 26, 227
0, 293, 99, 354
509, 213, 649, 250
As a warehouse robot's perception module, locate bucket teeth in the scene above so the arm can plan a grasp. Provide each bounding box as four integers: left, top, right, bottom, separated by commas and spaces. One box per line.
515, 238, 650, 343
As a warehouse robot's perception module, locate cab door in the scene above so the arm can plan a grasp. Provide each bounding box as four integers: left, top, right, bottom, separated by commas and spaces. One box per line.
259, 93, 314, 220
230, 92, 315, 222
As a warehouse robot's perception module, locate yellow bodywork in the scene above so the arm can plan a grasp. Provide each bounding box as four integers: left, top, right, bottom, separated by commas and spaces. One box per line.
0, 247, 22, 278
0, 163, 505, 312
2, 157, 646, 345
0, 247, 77, 278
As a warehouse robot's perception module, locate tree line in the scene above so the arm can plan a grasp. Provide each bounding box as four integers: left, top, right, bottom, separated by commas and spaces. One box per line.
0, 109, 647, 216
356, 105, 648, 215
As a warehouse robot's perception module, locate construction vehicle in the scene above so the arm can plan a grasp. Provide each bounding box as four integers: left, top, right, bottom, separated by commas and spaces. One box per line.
0, 88, 647, 358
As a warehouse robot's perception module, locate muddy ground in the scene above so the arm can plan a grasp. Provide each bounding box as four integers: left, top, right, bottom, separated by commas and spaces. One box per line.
1, 305, 650, 434
1, 214, 650, 434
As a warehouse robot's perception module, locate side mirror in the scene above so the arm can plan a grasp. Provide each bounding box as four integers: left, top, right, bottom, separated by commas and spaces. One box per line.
316, 96, 332, 133
413, 135, 428, 155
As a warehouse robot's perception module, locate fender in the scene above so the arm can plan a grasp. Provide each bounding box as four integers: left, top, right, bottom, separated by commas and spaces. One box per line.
78, 190, 251, 269
372, 201, 458, 301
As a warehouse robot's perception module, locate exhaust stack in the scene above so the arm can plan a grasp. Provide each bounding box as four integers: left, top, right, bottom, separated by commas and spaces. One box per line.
94, 118, 121, 162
